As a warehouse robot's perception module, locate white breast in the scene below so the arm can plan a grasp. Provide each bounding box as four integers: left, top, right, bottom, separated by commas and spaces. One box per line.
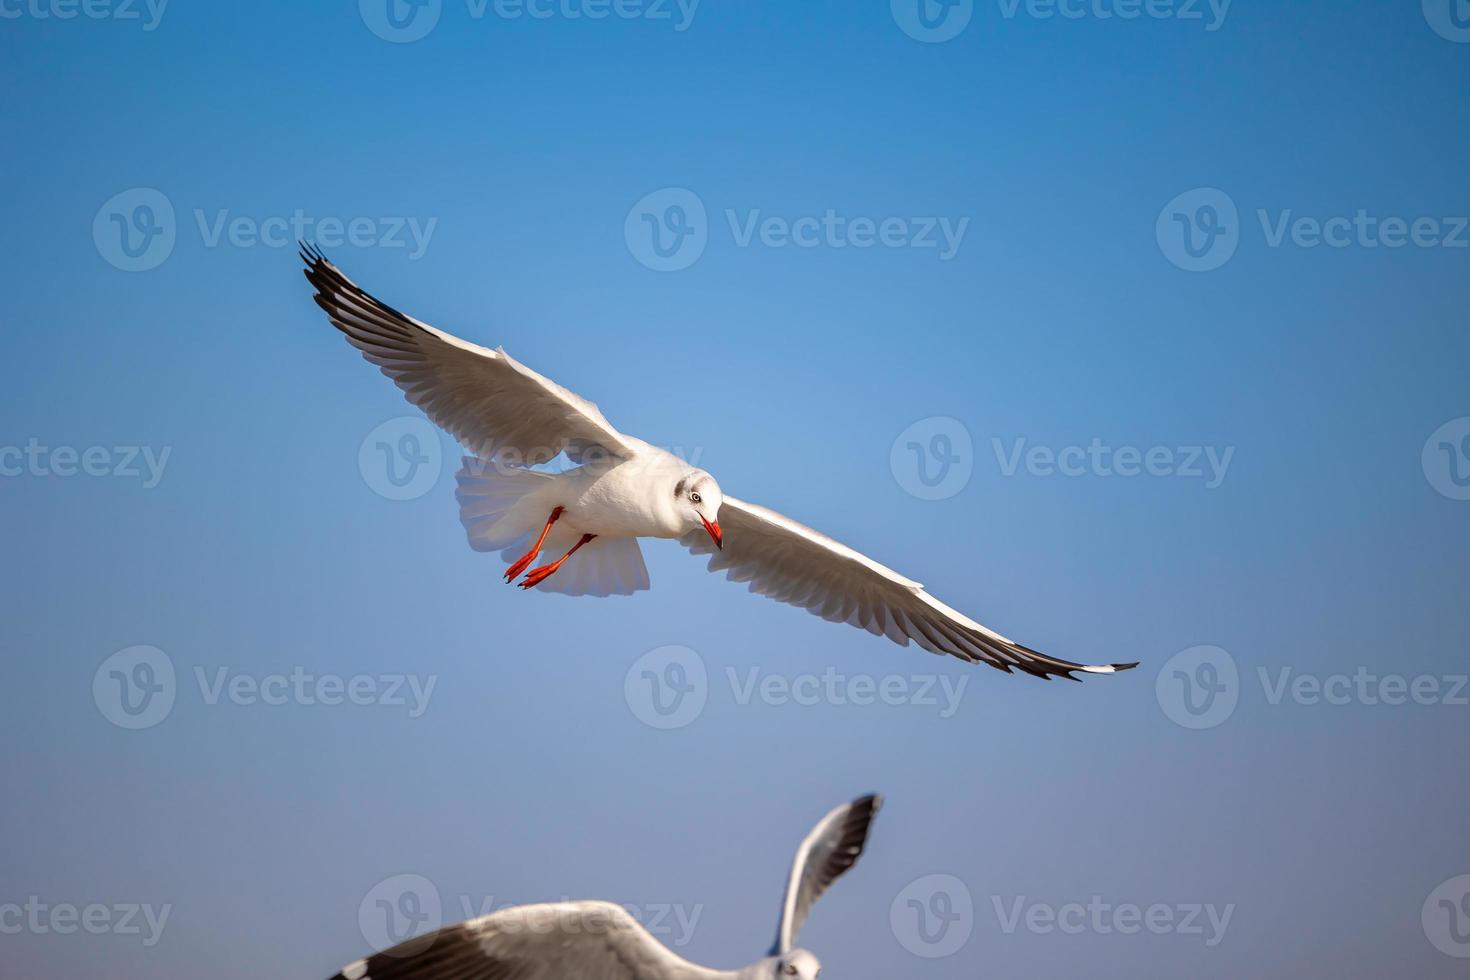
558, 448, 690, 539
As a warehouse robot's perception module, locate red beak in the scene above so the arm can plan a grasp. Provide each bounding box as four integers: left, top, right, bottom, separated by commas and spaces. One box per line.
701, 516, 723, 550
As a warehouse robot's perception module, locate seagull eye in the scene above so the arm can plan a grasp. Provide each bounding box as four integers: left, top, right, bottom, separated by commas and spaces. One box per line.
689, 491, 701, 504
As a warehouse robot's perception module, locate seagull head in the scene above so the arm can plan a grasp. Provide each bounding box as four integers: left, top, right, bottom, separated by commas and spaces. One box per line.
776, 949, 821, 979
675, 469, 724, 549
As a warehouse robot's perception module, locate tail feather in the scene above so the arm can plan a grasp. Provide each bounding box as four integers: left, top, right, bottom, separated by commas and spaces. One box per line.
531, 536, 650, 598
454, 457, 552, 553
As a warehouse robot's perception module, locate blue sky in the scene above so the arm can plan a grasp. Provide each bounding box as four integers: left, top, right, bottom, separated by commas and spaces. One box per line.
3, 1, 1469, 977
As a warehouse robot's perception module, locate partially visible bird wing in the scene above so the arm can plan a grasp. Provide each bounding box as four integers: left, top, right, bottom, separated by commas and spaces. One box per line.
303, 246, 636, 465
773, 795, 883, 955
680, 496, 1138, 680
329, 901, 713, 980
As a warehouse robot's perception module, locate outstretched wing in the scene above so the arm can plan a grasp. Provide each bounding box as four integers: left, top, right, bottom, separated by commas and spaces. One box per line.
329, 901, 710, 980
681, 497, 1138, 680
773, 795, 882, 956
303, 246, 636, 464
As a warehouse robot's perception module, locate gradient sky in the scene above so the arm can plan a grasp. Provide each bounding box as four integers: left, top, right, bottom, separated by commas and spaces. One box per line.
3, 1, 1469, 977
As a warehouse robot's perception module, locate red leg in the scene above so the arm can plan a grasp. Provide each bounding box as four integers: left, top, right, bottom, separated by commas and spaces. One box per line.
518, 533, 597, 589
504, 506, 564, 583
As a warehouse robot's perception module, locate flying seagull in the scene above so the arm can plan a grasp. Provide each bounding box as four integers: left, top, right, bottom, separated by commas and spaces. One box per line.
328, 794, 882, 980
302, 247, 1137, 680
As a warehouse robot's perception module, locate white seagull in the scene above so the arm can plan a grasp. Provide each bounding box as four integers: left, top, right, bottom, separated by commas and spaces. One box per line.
303, 248, 1137, 681
328, 794, 882, 980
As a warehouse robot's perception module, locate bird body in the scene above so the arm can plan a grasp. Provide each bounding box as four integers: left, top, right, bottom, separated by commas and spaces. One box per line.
474, 440, 711, 541
327, 797, 882, 980
303, 246, 1137, 680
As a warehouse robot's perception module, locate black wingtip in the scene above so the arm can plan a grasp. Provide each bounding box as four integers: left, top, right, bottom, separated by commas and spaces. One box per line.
1112, 661, 1141, 672
299, 239, 325, 268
